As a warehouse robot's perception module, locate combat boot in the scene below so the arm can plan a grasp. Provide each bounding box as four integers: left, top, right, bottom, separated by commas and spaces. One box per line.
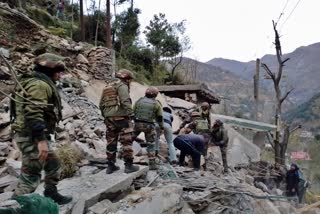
124, 160, 139, 174
44, 186, 72, 205
149, 158, 159, 170
106, 161, 120, 174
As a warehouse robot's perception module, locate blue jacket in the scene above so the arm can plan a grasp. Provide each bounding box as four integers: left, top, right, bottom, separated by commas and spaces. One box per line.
163, 111, 173, 127
176, 134, 205, 155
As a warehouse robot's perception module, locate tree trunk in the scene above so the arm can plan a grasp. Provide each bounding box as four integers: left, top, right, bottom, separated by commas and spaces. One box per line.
80, 0, 85, 41
106, 0, 112, 48
94, 0, 102, 46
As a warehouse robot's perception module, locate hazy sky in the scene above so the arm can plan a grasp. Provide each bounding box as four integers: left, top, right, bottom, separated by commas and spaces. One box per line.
98, 0, 318, 62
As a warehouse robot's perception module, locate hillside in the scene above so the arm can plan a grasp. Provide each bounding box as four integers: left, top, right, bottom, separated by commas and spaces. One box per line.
284, 92, 320, 132
178, 57, 271, 118
207, 43, 320, 105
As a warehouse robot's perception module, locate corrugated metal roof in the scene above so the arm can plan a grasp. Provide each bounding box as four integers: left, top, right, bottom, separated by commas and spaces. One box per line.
211, 114, 277, 132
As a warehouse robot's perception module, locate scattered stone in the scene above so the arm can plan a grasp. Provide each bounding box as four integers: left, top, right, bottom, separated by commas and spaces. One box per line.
0, 48, 10, 58
77, 54, 89, 64
0, 175, 18, 188
245, 175, 255, 185
0, 192, 14, 202
87, 199, 116, 214
6, 159, 22, 177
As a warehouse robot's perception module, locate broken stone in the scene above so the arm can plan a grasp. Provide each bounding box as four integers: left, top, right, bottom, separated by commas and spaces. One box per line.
87, 199, 116, 214
116, 184, 184, 214
77, 54, 89, 64
302, 208, 320, 214
6, 159, 22, 177
0, 192, 14, 202
35, 161, 148, 213
245, 175, 254, 185
79, 166, 99, 176
0, 48, 10, 58
0, 175, 18, 188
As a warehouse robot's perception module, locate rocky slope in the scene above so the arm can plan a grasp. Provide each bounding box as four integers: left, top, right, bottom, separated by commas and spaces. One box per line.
0, 3, 313, 214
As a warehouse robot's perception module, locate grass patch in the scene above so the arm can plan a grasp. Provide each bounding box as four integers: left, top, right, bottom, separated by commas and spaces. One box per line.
55, 144, 83, 179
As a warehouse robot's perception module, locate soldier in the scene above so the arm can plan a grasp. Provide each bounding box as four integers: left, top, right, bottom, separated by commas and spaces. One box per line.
186, 111, 210, 135
11, 53, 72, 204
99, 69, 139, 174
133, 87, 163, 170
199, 102, 211, 127
211, 119, 229, 173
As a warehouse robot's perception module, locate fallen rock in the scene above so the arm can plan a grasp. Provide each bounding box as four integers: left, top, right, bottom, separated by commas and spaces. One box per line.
87, 199, 116, 214
0, 47, 10, 58
35, 161, 148, 214
77, 54, 89, 64
6, 159, 22, 177
0, 175, 18, 188
116, 184, 184, 214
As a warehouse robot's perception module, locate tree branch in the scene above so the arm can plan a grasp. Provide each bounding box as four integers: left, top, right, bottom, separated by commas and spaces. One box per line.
261, 63, 276, 82
266, 132, 275, 149
282, 58, 290, 65
280, 88, 294, 104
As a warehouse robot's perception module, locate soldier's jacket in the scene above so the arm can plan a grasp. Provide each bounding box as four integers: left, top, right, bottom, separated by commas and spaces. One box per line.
211, 127, 229, 147
134, 97, 163, 129
11, 72, 62, 142
199, 108, 211, 127
99, 78, 133, 118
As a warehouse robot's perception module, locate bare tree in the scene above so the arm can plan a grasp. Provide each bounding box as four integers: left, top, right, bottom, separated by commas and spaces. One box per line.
94, 0, 102, 46
80, 0, 85, 41
106, 0, 112, 48
262, 20, 293, 165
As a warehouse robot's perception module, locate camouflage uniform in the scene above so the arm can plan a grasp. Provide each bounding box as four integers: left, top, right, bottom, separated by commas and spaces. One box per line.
199, 108, 211, 128
133, 97, 163, 159
11, 72, 62, 196
99, 78, 134, 164
211, 126, 229, 172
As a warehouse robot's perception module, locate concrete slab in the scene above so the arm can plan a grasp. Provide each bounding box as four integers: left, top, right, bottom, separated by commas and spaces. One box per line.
35, 160, 148, 214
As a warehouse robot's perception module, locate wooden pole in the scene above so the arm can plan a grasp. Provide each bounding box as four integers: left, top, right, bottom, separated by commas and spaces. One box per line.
254, 58, 260, 120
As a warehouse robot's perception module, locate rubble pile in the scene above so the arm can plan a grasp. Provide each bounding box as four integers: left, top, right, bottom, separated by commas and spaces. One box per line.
0, 3, 311, 214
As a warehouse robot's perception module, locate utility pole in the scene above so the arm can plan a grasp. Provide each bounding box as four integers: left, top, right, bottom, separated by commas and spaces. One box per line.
253, 58, 260, 120
80, 0, 85, 41
106, 0, 112, 48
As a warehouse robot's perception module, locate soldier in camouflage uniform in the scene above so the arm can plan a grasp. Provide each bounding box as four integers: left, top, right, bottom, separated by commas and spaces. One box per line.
99, 69, 139, 174
199, 102, 211, 127
133, 87, 163, 170
11, 53, 72, 205
211, 119, 229, 173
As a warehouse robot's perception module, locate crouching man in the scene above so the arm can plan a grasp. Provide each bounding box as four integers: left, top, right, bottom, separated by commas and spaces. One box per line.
173, 134, 210, 170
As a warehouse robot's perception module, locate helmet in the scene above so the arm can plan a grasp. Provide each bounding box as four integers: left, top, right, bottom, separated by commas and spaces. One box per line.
34, 53, 66, 71
201, 102, 210, 109
145, 86, 159, 97
213, 119, 223, 127
190, 111, 201, 118
116, 69, 134, 80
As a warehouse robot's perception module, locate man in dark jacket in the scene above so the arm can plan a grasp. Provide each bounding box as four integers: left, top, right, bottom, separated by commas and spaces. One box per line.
286, 163, 300, 197
173, 134, 210, 170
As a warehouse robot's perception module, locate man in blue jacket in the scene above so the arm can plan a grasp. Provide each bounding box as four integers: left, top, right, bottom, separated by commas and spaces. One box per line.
173, 134, 210, 170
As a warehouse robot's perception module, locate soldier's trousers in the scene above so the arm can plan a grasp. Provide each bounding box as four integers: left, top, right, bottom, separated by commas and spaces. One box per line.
105, 118, 134, 163
134, 122, 156, 158
219, 145, 228, 171
14, 134, 61, 196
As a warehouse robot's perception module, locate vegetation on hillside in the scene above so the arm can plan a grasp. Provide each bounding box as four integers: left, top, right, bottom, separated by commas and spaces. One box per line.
15, 0, 191, 85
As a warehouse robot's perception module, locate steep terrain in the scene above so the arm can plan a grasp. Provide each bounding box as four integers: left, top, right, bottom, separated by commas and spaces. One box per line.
284, 92, 320, 132
178, 57, 271, 118
207, 43, 320, 105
